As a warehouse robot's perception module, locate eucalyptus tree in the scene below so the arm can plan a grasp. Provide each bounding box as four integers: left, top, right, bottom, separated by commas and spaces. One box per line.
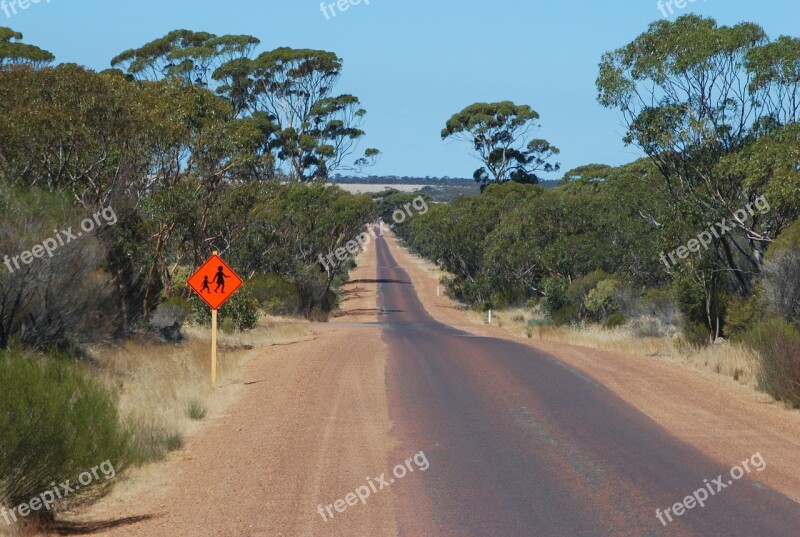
0, 27, 53, 68
596, 15, 800, 295
442, 101, 560, 189
214, 47, 379, 181
111, 29, 259, 87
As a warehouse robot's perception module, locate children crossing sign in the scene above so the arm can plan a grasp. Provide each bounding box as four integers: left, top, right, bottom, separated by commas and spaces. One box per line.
187, 254, 243, 310
187, 253, 244, 387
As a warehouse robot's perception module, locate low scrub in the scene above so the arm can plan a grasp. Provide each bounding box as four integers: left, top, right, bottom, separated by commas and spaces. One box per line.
746, 316, 800, 408
0, 346, 132, 520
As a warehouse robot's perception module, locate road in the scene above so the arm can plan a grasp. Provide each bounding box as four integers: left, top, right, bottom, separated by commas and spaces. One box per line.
374, 228, 800, 536
64, 227, 800, 537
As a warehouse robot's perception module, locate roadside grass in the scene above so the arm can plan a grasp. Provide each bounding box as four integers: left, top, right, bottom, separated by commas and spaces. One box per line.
478, 309, 759, 389
89, 314, 312, 450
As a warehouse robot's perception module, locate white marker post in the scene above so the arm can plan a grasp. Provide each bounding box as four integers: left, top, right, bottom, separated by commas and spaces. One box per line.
488, 309, 492, 324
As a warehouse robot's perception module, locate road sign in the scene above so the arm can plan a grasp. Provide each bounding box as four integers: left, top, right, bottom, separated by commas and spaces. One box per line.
187, 254, 243, 311
187, 253, 244, 388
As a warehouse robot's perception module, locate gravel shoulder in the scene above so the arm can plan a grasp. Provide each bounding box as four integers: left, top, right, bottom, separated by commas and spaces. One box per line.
47, 249, 396, 537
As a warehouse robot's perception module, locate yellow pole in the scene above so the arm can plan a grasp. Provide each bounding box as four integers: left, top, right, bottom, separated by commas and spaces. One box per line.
211, 308, 217, 388
211, 250, 218, 388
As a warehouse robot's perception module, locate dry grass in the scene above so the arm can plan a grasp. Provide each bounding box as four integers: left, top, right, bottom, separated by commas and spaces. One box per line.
478, 309, 760, 389
0, 317, 312, 537
87, 314, 313, 451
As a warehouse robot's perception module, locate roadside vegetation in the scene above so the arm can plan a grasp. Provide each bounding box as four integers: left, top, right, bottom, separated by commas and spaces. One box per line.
396, 15, 800, 408
0, 28, 378, 528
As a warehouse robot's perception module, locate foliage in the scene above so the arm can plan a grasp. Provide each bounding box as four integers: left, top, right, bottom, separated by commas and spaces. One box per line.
0, 27, 53, 68
248, 275, 302, 316
585, 279, 622, 322
603, 313, 628, 330
191, 289, 260, 331
0, 186, 119, 349
597, 15, 800, 297
442, 101, 560, 189
745, 316, 800, 408
0, 346, 131, 515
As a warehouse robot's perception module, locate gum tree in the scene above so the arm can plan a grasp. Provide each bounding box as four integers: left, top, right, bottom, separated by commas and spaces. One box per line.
0, 27, 53, 68
442, 101, 560, 189
214, 47, 379, 181
596, 15, 800, 295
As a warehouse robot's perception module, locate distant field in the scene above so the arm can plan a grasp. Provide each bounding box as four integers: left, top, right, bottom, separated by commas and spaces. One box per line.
329, 183, 427, 194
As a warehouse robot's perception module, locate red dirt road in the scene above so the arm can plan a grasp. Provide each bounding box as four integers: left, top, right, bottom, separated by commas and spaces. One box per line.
44, 227, 800, 536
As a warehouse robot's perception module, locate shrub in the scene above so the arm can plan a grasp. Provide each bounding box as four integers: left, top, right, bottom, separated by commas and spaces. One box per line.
221, 317, 236, 335
149, 297, 189, 342
585, 279, 621, 322
0, 186, 119, 349
551, 305, 579, 327
762, 226, 800, 323
672, 273, 727, 344
186, 399, 208, 420
192, 289, 261, 331
541, 277, 571, 317
603, 313, 628, 329
248, 274, 301, 316
0, 346, 131, 518
724, 293, 762, 340
681, 322, 711, 348
745, 316, 800, 408
630, 317, 671, 338
636, 288, 679, 329
568, 270, 613, 319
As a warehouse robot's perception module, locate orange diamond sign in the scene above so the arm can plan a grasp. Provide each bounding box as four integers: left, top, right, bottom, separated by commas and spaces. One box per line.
187, 254, 243, 310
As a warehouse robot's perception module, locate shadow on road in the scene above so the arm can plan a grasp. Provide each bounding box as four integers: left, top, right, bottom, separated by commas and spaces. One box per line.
45, 515, 156, 535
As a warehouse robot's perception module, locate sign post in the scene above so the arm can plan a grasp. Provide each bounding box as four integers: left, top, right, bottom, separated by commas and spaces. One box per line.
211, 308, 217, 387
187, 252, 243, 387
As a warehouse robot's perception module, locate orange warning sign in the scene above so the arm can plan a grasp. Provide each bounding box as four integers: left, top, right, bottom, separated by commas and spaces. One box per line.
187, 254, 243, 310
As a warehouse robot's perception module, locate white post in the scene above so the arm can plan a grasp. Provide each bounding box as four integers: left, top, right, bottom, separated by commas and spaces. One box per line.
436, 286, 440, 297
488, 309, 492, 324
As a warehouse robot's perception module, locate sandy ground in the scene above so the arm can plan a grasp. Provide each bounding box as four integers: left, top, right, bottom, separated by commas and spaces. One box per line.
382, 231, 800, 504
42, 249, 396, 537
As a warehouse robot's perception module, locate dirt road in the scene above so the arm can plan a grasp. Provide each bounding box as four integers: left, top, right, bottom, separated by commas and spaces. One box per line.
54, 228, 800, 536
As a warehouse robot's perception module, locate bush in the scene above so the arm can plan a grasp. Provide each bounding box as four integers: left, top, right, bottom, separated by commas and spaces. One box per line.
0, 186, 119, 349
636, 288, 679, 328
585, 279, 621, 322
149, 297, 189, 342
0, 346, 131, 518
672, 273, 727, 344
724, 293, 762, 340
248, 274, 301, 316
541, 277, 571, 317
681, 322, 711, 348
568, 270, 613, 319
192, 289, 261, 331
762, 222, 800, 324
186, 398, 208, 421
745, 316, 800, 408
551, 305, 579, 327
603, 313, 628, 329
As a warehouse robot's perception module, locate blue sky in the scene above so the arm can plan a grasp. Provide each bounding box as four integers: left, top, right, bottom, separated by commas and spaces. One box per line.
4, 0, 799, 179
